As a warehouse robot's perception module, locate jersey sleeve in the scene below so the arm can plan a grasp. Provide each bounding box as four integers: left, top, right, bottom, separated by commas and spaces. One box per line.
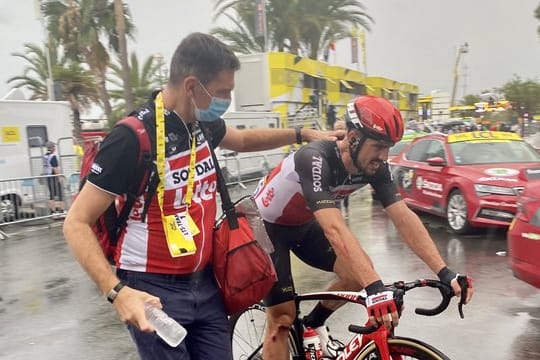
201, 118, 226, 148
370, 163, 402, 208
294, 147, 338, 212
86, 125, 139, 196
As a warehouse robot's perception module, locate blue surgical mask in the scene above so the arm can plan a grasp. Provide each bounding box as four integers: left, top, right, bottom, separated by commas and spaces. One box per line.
193, 82, 231, 122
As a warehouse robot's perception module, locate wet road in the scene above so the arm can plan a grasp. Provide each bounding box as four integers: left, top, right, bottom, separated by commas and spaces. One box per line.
1, 185, 539, 359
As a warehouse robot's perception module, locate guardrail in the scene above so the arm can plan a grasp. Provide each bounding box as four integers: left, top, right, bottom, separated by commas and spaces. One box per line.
0, 173, 79, 238
0, 151, 284, 238
218, 151, 285, 188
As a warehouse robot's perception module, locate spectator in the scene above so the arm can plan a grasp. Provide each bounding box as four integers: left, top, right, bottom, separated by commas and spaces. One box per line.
62, 32, 341, 360
43, 141, 65, 216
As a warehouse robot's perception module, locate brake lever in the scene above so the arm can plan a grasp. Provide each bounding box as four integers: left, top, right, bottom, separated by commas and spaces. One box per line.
456, 275, 469, 319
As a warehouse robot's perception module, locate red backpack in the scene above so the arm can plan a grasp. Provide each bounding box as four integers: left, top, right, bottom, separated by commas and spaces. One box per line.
79, 116, 157, 264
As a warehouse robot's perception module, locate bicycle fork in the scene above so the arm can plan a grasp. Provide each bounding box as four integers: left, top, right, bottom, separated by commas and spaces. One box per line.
335, 326, 394, 360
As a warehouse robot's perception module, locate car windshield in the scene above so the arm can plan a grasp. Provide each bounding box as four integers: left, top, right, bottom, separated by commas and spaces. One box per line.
389, 141, 410, 156
451, 140, 540, 165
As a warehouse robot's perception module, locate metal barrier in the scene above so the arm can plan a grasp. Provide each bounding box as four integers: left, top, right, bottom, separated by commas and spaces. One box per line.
0, 173, 79, 235
217, 151, 285, 188
0, 151, 282, 237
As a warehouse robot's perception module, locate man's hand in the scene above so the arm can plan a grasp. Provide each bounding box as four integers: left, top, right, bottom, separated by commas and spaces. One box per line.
302, 128, 346, 143
365, 280, 402, 330
113, 285, 162, 332
437, 266, 474, 304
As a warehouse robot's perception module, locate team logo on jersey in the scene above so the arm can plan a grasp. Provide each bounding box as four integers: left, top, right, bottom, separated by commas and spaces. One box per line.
312, 155, 323, 192
171, 158, 215, 184
261, 187, 275, 207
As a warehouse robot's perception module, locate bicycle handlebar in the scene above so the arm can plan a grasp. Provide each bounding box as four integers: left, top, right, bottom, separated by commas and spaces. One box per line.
348, 277, 469, 335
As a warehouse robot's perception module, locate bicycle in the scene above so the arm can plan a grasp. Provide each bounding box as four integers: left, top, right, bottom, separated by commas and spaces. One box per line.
230, 276, 469, 360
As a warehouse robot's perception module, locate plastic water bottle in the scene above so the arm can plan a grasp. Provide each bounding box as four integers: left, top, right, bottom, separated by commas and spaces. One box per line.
303, 327, 323, 360
144, 304, 187, 347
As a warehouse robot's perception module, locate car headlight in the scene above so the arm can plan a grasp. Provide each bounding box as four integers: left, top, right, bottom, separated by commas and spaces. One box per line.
474, 184, 516, 196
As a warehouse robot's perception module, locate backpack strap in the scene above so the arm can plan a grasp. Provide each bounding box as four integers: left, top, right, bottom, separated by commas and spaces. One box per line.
113, 117, 157, 233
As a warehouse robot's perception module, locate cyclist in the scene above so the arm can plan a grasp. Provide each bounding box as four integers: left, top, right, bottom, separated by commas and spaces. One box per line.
253, 96, 474, 359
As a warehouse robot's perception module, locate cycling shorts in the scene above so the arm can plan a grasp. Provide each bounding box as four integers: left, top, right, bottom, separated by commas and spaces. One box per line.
263, 220, 336, 307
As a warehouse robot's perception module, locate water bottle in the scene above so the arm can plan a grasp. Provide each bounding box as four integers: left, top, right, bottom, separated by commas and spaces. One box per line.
144, 304, 187, 347
303, 327, 323, 360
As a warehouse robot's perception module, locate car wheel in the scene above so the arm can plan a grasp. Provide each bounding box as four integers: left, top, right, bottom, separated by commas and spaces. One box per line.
1, 194, 20, 222
446, 189, 472, 234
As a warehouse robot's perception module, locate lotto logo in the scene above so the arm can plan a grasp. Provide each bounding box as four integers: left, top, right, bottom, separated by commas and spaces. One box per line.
261, 187, 275, 207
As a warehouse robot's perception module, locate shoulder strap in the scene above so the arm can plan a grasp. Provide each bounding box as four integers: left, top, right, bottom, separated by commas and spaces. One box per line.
199, 124, 239, 229
116, 116, 153, 195
113, 116, 156, 228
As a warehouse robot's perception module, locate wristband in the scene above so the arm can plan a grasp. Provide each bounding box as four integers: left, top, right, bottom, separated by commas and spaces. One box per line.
365, 280, 386, 296
437, 266, 457, 285
295, 126, 303, 145
106, 281, 126, 304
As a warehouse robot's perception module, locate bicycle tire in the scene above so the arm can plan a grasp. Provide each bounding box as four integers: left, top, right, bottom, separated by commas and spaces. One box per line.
354, 336, 450, 360
229, 304, 301, 360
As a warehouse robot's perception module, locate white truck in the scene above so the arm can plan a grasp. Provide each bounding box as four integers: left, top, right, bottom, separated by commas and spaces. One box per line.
0, 98, 75, 220
219, 111, 286, 184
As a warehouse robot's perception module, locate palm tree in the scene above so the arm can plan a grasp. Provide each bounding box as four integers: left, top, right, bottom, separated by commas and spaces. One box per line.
8, 41, 99, 137
113, 0, 135, 113
107, 52, 163, 126
212, 0, 372, 59
7, 43, 53, 100
536, 3, 540, 38
41, 0, 135, 120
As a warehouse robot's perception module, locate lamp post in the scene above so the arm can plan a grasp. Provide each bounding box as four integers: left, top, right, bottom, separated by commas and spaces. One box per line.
450, 42, 468, 107
35, 0, 55, 100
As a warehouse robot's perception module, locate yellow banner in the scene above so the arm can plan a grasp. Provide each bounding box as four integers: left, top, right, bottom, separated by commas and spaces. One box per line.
448, 131, 522, 143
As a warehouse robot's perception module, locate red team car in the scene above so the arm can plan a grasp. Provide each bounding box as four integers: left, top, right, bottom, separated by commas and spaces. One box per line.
508, 180, 540, 288
390, 131, 540, 234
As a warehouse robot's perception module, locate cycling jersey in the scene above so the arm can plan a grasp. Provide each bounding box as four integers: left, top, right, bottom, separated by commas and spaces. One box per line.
256, 140, 402, 306
88, 92, 226, 274
254, 140, 401, 225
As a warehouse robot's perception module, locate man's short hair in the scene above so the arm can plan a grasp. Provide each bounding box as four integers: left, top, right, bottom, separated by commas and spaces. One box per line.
45, 141, 55, 150
169, 32, 240, 85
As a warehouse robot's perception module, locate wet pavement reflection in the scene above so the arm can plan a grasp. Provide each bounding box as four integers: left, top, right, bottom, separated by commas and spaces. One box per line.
1, 185, 539, 359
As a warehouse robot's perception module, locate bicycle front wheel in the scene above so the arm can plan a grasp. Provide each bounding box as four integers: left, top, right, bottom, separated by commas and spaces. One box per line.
229, 303, 300, 360
355, 336, 450, 360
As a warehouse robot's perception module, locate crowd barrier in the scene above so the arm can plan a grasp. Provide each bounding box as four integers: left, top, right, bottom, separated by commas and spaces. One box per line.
0, 173, 79, 238
0, 151, 282, 238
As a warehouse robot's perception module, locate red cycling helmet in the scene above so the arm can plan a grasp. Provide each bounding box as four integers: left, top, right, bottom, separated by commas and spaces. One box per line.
345, 96, 404, 144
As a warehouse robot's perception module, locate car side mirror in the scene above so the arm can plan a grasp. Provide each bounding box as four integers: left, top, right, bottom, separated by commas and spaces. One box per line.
426, 157, 446, 167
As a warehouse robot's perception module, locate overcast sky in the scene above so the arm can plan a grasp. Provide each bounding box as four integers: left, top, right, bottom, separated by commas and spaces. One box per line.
1, 0, 539, 101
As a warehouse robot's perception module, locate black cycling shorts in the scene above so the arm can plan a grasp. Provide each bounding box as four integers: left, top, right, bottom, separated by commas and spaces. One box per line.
263, 220, 337, 307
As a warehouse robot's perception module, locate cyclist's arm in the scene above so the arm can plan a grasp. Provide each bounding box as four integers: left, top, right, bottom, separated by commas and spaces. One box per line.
385, 201, 446, 274
219, 125, 342, 152
386, 201, 473, 303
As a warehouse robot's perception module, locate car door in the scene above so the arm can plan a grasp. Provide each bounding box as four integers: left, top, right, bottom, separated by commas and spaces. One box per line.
413, 139, 448, 214
394, 138, 431, 210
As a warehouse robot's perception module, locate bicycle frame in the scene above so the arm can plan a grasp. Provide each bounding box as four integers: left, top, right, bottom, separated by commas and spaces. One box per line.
291, 291, 396, 360
289, 278, 466, 360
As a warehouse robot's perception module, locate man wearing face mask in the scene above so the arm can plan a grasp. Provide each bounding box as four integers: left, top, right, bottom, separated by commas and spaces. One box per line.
63, 32, 341, 360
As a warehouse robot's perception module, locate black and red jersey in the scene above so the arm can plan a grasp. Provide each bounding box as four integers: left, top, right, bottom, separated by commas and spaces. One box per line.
88, 92, 226, 274
254, 140, 401, 225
